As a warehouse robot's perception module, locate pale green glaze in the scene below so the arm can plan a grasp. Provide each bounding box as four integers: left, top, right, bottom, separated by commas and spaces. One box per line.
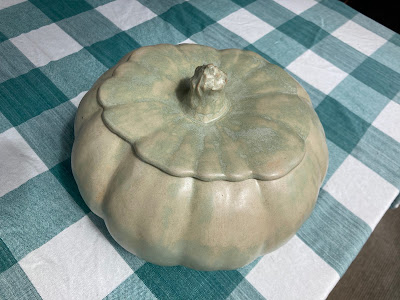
71, 44, 329, 271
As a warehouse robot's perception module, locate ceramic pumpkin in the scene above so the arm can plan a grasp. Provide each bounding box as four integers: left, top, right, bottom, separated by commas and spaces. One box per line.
71, 44, 328, 271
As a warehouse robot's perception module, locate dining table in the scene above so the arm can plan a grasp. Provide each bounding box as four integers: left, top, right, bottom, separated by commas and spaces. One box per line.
0, 0, 399, 299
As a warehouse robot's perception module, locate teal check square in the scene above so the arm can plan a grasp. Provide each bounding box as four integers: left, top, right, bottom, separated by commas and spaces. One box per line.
316, 96, 370, 153
191, 23, 250, 49
0, 69, 68, 126
86, 32, 141, 68
227, 279, 264, 300
312, 35, 367, 73
0, 264, 41, 300
243, 44, 281, 67
104, 273, 156, 300
0, 112, 12, 134
231, 0, 256, 6
51, 158, 91, 214
126, 17, 186, 46
389, 34, 400, 47
319, 0, 357, 19
0, 41, 35, 84
352, 126, 400, 189
30, 0, 93, 22
17, 101, 76, 169
322, 139, 349, 184
351, 57, 400, 99
57, 9, 121, 47
329, 76, 390, 123
237, 258, 261, 277
160, 2, 215, 38
0, 1, 51, 39
301, 2, 349, 33
371, 41, 400, 74
0, 238, 17, 273
86, 0, 115, 7
253, 29, 307, 68
298, 190, 371, 276
136, 264, 245, 300
278, 16, 329, 48
40, 49, 107, 99
191, 0, 240, 20
0, 32, 6, 43
138, 0, 186, 15
246, 0, 295, 28
0, 171, 85, 260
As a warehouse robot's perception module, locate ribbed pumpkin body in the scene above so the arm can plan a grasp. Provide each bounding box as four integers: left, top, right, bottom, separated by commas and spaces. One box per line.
72, 44, 328, 270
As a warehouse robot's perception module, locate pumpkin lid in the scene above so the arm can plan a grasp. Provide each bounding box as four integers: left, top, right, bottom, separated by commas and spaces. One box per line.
97, 44, 313, 182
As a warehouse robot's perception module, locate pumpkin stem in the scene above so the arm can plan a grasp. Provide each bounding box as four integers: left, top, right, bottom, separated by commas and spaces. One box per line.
187, 64, 229, 123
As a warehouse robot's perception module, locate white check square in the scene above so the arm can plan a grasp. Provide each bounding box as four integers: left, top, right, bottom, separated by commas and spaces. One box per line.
0, 0, 26, 10
332, 20, 387, 56
323, 155, 398, 229
179, 39, 197, 44
372, 101, 400, 143
287, 50, 348, 94
97, 0, 156, 31
246, 235, 339, 300
273, 0, 317, 15
20, 216, 133, 300
70, 91, 87, 108
218, 8, 274, 43
0, 128, 47, 197
10, 24, 82, 68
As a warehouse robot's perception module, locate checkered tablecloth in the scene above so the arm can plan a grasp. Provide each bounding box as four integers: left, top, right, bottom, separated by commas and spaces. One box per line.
1, 0, 399, 299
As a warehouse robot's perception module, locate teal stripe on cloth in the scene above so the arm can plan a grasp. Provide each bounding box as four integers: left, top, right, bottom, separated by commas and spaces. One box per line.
160, 2, 215, 37
329, 76, 390, 123
246, 0, 295, 28
30, 0, 93, 22
86, 32, 141, 68
0, 264, 41, 300
351, 126, 400, 190
311, 35, 368, 73
51, 158, 91, 214
319, 0, 358, 19
297, 190, 372, 276
40, 49, 107, 99
253, 29, 307, 68
0, 171, 85, 260
191, 23, 250, 49
57, 9, 122, 47
190, 0, 241, 20
351, 57, 400, 99
316, 96, 370, 153
277, 16, 329, 48
17, 101, 76, 169
104, 273, 157, 300
0, 41, 36, 84
136, 263, 245, 300
0, 1, 51, 39
0, 238, 17, 273
0, 69, 69, 126
300, 2, 349, 33
126, 16, 186, 46
226, 279, 265, 300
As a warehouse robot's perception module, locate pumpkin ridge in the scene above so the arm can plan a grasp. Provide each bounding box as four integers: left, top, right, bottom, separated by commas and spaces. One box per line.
93, 44, 316, 182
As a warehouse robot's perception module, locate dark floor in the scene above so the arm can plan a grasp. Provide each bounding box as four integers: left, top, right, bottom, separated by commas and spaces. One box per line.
328, 207, 400, 299
341, 0, 399, 34
328, 3, 399, 298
